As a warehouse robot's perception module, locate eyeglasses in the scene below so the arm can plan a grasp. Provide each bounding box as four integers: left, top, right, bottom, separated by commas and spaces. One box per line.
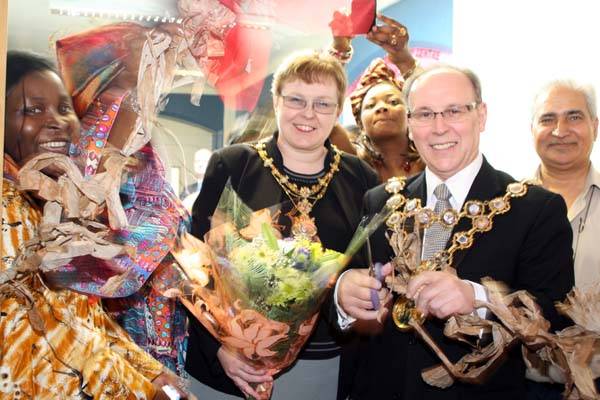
280, 95, 338, 115
408, 102, 479, 126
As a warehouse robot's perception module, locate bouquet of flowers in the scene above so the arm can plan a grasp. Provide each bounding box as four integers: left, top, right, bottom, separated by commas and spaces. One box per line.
169, 185, 387, 399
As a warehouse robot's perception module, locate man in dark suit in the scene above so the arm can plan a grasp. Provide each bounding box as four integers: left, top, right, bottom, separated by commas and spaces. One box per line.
335, 65, 574, 399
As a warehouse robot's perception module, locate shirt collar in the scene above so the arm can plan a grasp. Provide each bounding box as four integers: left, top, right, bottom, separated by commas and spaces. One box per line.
533, 163, 600, 189
425, 153, 483, 210
533, 163, 600, 220
586, 163, 600, 189
571, 163, 600, 220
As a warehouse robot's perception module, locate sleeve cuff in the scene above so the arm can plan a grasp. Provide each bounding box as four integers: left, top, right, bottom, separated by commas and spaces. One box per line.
465, 280, 489, 319
334, 270, 356, 330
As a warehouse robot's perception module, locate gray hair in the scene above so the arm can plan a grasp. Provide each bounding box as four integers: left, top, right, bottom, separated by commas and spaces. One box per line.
531, 80, 598, 121
402, 64, 483, 108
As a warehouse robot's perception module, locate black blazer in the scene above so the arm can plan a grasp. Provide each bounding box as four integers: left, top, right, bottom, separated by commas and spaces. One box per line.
350, 158, 574, 400
186, 134, 379, 397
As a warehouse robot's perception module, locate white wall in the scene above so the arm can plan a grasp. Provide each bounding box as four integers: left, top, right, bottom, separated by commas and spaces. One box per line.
453, 0, 600, 179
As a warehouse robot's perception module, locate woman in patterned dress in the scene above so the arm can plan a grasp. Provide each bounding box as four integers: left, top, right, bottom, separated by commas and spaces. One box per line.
0, 51, 193, 400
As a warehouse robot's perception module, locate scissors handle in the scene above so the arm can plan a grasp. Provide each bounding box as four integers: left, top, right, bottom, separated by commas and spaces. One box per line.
370, 262, 384, 310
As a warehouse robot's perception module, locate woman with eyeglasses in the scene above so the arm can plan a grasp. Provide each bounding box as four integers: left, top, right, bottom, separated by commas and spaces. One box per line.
186, 50, 379, 400
330, 15, 425, 182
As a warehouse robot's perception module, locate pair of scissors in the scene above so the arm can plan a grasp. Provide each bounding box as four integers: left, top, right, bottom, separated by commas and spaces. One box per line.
366, 236, 384, 310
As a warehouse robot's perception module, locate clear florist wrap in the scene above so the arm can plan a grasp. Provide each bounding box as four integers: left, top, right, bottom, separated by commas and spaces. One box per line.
167, 185, 389, 399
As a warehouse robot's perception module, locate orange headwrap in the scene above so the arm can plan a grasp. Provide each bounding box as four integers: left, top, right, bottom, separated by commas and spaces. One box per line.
349, 58, 403, 127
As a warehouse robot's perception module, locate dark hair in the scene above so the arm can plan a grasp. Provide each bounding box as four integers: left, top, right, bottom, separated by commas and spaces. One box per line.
6, 50, 57, 95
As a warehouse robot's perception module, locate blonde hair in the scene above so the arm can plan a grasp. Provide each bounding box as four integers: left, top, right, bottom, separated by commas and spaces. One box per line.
271, 50, 347, 108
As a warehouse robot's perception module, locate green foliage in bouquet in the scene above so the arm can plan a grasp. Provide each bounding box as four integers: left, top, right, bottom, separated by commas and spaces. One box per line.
229, 222, 343, 321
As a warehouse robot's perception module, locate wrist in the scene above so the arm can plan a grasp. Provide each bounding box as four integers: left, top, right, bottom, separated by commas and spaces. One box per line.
389, 54, 418, 79
332, 36, 352, 51
462, 279, 481, 314
328, 44, 353, 64
468, 282, 476, 311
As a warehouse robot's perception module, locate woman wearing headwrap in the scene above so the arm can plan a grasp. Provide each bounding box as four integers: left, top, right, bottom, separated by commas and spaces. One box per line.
329, 14, 424, 181
349, 57, 424, 181
1, 50, 192, 400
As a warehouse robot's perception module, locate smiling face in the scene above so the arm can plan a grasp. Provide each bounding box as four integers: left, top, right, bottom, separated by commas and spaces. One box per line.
360, 81, 407, 141
274, 78, 340, 153
5, 70, 80, 166
532, 85, 598, 173
407, 69, 487, 180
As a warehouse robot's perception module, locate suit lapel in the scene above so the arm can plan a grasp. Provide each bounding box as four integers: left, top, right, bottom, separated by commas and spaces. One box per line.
329, 171, 359, 231
399, 161, 507, 270
450, 157, 507, 269
400, 173, 427, 251
405, 172, 427, 204
237, 137, 283, 210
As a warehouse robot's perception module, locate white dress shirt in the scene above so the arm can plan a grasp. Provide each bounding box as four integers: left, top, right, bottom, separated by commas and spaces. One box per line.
424, 154, 483, 211
336, 154, 488, 328
424, 154, 488, 318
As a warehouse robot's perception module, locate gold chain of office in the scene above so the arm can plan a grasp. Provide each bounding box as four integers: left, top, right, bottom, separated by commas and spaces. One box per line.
383, 176, 535, 267
254, 141, 342, 238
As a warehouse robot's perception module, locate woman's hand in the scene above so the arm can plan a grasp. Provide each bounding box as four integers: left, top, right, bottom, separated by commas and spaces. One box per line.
329, 10, 354, 63
367, 14, 416, 76
152, 370, 197, 400
217, 347, 273, 399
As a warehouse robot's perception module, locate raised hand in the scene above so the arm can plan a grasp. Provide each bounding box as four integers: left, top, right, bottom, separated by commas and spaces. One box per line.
367, 14, 416, 76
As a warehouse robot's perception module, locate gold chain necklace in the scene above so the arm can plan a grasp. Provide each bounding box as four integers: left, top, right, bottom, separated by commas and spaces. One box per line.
254, 141, 342, 238
382, 175, 534, 330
